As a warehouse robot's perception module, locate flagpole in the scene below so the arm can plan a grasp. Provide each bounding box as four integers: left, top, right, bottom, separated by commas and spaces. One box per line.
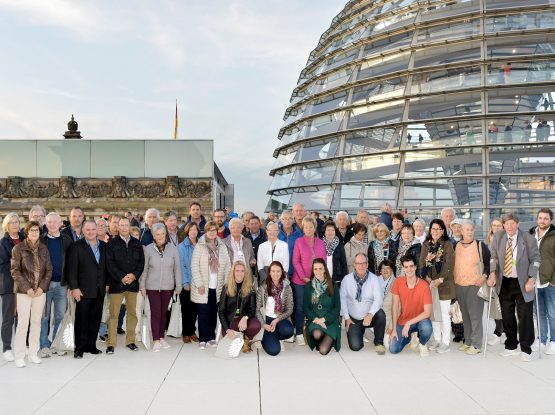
174, 99, 178, 140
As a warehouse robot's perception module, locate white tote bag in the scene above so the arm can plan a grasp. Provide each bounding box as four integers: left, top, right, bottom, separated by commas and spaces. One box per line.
166, 296, 182, 338
215, 331, 244, 359
52, 295, 76, 352
140, 296, 153, 350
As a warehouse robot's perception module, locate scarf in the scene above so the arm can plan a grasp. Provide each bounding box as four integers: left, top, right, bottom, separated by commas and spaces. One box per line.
372, 238, 390, 273
206, 241, 219, 274
395, 238, 416, 275
311, 277, 328, 304
324, 236, 340, 257
355, 271, 369, 302
270, 280, 284, 313
424, 240, 444, 277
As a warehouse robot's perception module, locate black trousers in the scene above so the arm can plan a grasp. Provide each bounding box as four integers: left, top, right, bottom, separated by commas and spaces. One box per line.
179, 289, 198, 336
347, 309, 386, 351
1, 293, 14, 352
197, 289, 217, 342
74, 289, 104, 353
499, 277, 534, 354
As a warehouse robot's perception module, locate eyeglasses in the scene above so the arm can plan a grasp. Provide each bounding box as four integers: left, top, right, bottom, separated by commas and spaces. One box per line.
207, 228, 218, 232
430, 227, 443, 231
28, 229, 41, 233
354, 262, 368, 265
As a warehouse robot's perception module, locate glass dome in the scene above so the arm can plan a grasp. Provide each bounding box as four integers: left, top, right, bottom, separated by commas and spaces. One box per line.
267, 0, 555, 231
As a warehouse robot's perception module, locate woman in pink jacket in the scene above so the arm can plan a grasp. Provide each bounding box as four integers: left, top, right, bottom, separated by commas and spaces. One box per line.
292, 216, 326, 345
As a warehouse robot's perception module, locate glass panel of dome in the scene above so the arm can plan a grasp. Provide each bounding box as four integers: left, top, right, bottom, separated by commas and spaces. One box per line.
323, 48, 360, 73
357, 51, 410, 81
332, 183, 397, 209
298, 139, 339, 162
486, 0, 553, 11
489, 176, 555, 207
290, 162, 337, 187
408, 92, 482, 121
485, 116, 553, 144
352, 76, 408, 105
271, 149, 298, 170
305, 91, 349, 118
361, 31, 413, 58
485, 11, 555, 32
341, 154, 400, 181
347, 100, 405, 129
417, 19, 480, 44
404, 178, 484, 207
421, 0, 480, 22
486, 60, 555, 86
414, 41, 481, 69
406, 120, 484, 148
404, 148, 483, 177
486, 35, 555, 58
266, 193, 292, 212
488, 86, 555, 113
324, 28, 365, 56
302, 61, 327, 82
304, 111, 345, 139
488, 145, 555, 175
344, 128, 401, 154
363, 10, 417, 39
289, 186, 334, 210
268, 170, 294, 191
315, 67, 354, 94
411, 66, 481, 95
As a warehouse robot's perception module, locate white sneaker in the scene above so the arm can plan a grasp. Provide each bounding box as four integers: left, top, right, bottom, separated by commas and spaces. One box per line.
280, 341, 285, 352
296, 335, 305, 346
152, 342, 161, 352
3, 350, 14, 362
531, 339, 540, 352
499, 348, 520, 357
284, 336, 295, 343
208, 340, 217, 348
436, 344, 451, 354
29, 355, 42, 364
39, 348, 52, 358
14, 359, 26, 368
520, 352, 532, 362
54, 349, 67, 356
545, 342, 555, 355
409, 333, 419, 349
487, 335, 501, 346
419, 344, 429, 357
199, 342, 207, 350
160, 339, 171, 349
428, 339, 439, 351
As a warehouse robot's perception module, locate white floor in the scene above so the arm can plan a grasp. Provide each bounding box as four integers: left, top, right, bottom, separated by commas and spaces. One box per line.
1, 330, 554, 415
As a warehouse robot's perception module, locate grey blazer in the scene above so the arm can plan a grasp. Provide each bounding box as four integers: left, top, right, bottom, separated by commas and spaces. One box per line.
489, 229, 541, 302
223, 235, 255, 266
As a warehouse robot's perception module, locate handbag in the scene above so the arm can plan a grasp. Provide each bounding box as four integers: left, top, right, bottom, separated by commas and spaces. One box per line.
101, 295, 110, 324
449, 301, 463, 324
141, 296, 153, 350
52, 294, 76, 352
430, 286, 442, 322
166, 296, 182, 338
477, 284, 503, 320
215, 331, 244, 359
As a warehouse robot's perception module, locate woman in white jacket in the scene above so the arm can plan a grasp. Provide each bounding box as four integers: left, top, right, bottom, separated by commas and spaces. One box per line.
191, 221, 231, 349
257, 222, 289, 283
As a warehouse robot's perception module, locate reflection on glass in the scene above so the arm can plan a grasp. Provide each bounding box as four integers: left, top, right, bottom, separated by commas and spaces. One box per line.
414, 42, 481, 68
408, 92, 482, 121
489, 176, 555, 206
357, 52, 410, 81
268, 171, 294, 191
486, 36, 555, 58
342, 154, 400, 181
332, 183, 396, 209
344, 128, 401, 154
486, 60, 555, 85
290, 162, 337, 187
352, 77, 407, 104
485, 117, 554, 143
488, 146, 555, 175
290, 186, 335, 210
417, 20, 480, 44
362, 31, 413, 58
347, 100, 404, 129
485, 12, 555, 32
411, 66, 481, 95
488, 86, 555, 113
404, 148, 482, 177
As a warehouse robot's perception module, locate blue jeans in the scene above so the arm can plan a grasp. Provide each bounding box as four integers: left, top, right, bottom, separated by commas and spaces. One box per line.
537, 284, 555, 344
40, 282, 68, 349
389, 319, 433, 354
291, 283, 305, 336
262, 316, 294, 356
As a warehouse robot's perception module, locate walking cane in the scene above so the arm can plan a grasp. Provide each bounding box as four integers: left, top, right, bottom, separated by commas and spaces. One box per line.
535, 280, 542, 359
483, 285, 493, 358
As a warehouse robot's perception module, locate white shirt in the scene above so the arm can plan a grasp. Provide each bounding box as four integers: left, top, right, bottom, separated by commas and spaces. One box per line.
209, 271, 217, 289
265, 296, 277, 318
326, 255, 333, 275
257, 239, 289, 272
505, 232, 518, 278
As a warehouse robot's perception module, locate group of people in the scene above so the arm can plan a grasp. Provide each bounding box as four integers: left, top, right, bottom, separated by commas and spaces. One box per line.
1, 202, 553, 368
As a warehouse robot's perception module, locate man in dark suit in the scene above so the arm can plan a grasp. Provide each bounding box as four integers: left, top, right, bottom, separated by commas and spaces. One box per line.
488, 213, 541, 362
66, 219, 107, 358
61, 206, 85, 242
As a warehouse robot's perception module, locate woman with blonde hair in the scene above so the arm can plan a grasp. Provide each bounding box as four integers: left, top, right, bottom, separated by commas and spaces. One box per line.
218, 261, 261, 352
367, 223, 396, 275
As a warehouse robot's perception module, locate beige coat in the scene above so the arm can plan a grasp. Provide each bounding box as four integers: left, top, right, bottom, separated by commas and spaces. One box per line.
190, 236, 231, 304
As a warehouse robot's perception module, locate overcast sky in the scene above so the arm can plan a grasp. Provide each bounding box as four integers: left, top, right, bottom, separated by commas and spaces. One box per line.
0, 0, 344, 216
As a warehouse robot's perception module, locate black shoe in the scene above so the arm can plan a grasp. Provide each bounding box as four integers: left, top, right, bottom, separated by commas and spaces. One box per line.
74, 351, 84, 359
106, 346, 115, 354
88, 347, 102, 355
117, 328, 126, 335
99, 335, 107, 342
453, 336, 464, 343
126, 343, 139, 351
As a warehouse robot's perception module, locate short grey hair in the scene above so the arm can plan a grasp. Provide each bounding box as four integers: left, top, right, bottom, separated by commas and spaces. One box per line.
145, 208, 160, 219
266, 221, 278, 231
280, 210, 292, 219
29, 205, 46, 217
413, 218, 426, 228
229, 217, 244, 228
461, 219, 475, 230
441, 207, 456, 217
335, 211, 349, 221
46, 212, 62, 223
152, 222, 167, 235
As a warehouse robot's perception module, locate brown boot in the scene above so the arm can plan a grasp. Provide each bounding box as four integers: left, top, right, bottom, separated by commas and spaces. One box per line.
182, 336, 191, 343
190, 334, 199, 342
242, 336, 252, 353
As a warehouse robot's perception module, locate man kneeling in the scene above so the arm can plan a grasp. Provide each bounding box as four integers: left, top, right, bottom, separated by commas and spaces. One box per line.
389, 255, 432, 356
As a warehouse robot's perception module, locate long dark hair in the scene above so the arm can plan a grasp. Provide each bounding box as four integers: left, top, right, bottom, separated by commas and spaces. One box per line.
266, 260, 286, 296
425, 218, 450, 243
309, 258, 334, 296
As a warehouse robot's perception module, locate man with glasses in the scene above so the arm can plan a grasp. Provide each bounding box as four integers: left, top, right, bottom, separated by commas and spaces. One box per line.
29, 205, 47, 234
340, 252, 386, 355
213, 209, 230, 239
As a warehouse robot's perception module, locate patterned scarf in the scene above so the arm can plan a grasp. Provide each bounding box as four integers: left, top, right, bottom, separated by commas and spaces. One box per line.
324, 236, 340, 257
270, 280, 284, 313
355, 271, 369, 302
395, 238, 416, 275
206, 241, 219, 274
373, 238, 390, 273
311, 277, 328, 304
